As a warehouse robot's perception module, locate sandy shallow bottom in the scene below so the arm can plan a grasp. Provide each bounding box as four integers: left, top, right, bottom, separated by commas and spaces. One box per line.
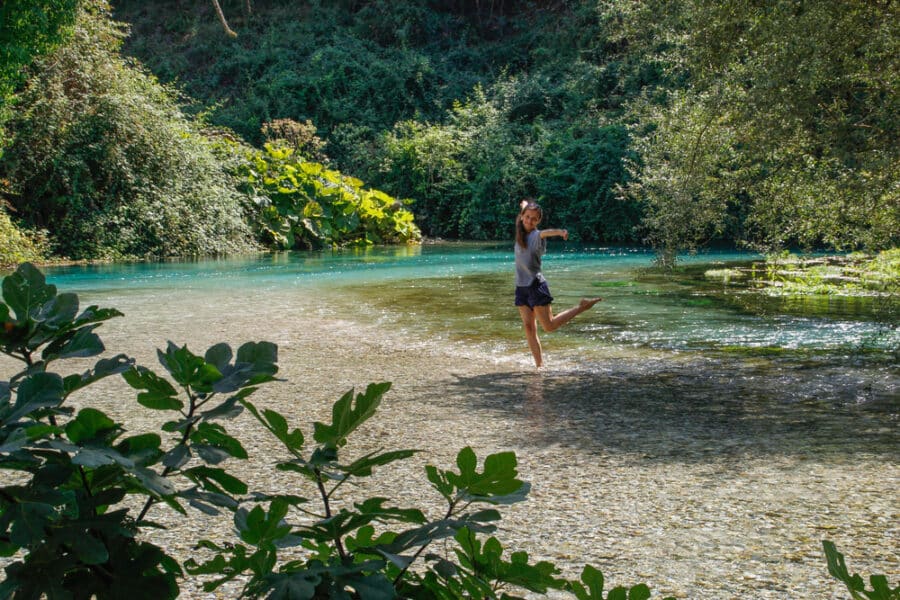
2, 288, 898, 600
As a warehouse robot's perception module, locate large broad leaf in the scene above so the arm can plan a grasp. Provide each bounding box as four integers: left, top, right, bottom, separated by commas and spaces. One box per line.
235, 501, 292, 546
116, 433, 163, 466
201, 393, 247, 421
72, 446, 135, 469
313, 382, 391, 448
32, 292, 79, 335
66, 531, 110, 565
72, 305, 123, 328
9, 501, 57, 546
569, 565, 605, 600
444, 448, 530, 504
122, 367, 183, 411
337, 573, 395, 600
184, 465, 248, 495
179, 487, 240, 514
204, 343, 233, 372
63, 354, 134, 396
161, 444, 191, 469
190, 422, 248, 460
132, 466, 176, 498
158, 342, 222, 391
41, 325, 105, 360
2, 263, 56, 321
238, 341, 277, 369
354, 498, 426, 525
266, 572, 320, 600
65, 408, 118, 444
9, 372, 64, 421
241, 400, 303, 450
209, 341, 279, 393
342, 449, 418, 477
373, 519, 482, 557
262, 408, 294, 444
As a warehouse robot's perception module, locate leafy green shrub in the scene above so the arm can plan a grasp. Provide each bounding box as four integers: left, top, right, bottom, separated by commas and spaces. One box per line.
0, 207, 47, 269
0, 0, 80, 101
240, 144, 421, 249
379, 82, 640, 242
535, 123, 639, 243
0, 1, 256, 260
1, 262, 675, 599
0, 263, 281, 598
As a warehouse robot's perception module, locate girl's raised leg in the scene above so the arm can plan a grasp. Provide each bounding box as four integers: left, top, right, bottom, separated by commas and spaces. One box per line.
533, 297, 602, 333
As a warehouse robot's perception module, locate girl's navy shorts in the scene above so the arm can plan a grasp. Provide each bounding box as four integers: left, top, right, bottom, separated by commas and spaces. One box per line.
515, 280, 554, 307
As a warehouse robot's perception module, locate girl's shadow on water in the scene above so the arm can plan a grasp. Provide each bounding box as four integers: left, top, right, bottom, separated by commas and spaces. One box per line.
433, 359, 898, 463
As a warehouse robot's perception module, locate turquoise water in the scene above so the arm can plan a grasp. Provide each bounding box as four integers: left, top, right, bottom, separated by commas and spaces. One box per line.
39, 242, 898, 408
44, 243, 898, 356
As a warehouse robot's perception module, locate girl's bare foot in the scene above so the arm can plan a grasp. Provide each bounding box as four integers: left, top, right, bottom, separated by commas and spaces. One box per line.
579, 297, 603, 311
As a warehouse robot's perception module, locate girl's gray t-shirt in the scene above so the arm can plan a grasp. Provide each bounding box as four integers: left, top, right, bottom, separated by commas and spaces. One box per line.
514, 229, 547, 287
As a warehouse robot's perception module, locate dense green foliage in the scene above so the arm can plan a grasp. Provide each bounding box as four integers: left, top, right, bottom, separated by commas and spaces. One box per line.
0, 2, 257, 260
0, 1, 82, 263
240, 143, 420, 249
0, 209, 47, 268
0, 263, 676, 599
113, 0, 646, 243
378, 86, 639, 241
0, 0, 80, 103
1, 0, 896, 262
109, 0, 897, 262
617, 0, 899, 262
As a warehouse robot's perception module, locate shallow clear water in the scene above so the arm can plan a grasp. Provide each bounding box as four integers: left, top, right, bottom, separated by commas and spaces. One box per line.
38, 242, 899, 432
24, 244, 900, 597
45, 242, 899, 360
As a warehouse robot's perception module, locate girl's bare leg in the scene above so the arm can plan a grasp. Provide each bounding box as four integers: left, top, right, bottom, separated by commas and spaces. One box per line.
517, 306, 543, 367
534, 297, 602, 333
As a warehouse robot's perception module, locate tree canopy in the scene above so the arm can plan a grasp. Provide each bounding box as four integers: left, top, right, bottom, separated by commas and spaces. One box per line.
0, 0, 895, 263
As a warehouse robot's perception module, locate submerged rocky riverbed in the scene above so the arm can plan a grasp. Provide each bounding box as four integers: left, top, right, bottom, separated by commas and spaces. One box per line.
2, 248, 897, 598
43, 296, 897, 599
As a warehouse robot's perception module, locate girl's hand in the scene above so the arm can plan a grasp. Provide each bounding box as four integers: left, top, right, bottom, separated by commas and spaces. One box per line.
562, 229, 568, 241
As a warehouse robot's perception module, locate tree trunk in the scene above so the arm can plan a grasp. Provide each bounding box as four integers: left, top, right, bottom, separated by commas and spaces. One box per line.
211, 0, 238, 37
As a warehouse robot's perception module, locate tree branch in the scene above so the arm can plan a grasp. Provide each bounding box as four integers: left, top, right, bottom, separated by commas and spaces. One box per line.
211, 0, 238, 37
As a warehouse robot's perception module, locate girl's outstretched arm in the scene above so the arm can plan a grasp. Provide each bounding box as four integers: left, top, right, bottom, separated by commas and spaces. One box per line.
540, 228, 568, 240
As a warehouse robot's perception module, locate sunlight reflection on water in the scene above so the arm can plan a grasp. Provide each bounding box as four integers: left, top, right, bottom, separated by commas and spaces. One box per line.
42, 244, 898, 405
13, 245, 898, 598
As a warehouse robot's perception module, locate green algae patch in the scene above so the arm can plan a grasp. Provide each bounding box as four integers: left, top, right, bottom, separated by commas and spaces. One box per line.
591, 280, 635, 288
704, 268, 746, 283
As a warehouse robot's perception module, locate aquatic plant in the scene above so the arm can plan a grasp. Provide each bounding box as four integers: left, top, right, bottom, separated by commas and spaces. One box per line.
0, 262, 667, 599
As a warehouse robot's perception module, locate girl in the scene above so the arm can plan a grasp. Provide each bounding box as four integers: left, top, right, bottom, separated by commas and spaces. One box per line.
514, 199, 602, 367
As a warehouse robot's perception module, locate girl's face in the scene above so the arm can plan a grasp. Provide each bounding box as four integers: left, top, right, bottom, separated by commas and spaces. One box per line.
521, 209, 541, 232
